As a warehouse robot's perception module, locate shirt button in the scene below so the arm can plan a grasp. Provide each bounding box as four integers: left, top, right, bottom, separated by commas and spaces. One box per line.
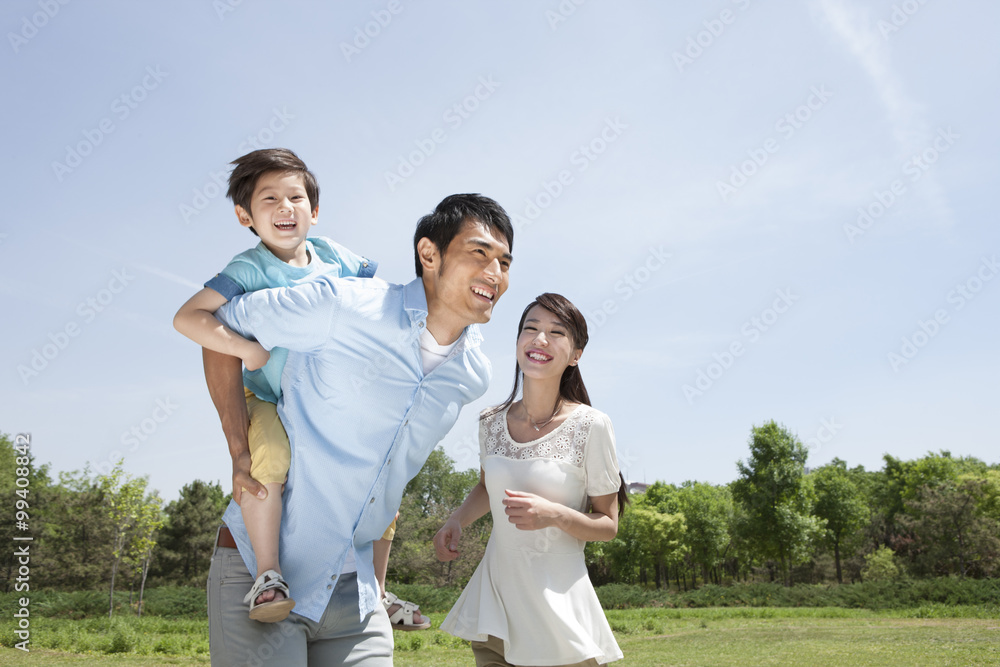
331, 574, 337, 581
418, 321, 425, 328
362, 261, 368, 267
327, 584, 332, 590
370, 497, 375, 503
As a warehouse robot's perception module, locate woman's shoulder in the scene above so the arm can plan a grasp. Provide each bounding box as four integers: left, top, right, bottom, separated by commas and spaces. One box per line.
568, 403, 610, 423
479, 404, 509, 422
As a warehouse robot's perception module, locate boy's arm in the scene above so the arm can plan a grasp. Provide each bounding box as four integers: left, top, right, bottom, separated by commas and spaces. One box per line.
215, 278, 339, 353
174, 288, 270, 371
202, 348, 266, 503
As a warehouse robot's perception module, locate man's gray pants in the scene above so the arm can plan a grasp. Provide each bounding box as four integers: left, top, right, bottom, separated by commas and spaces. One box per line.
208, 544, 393, 666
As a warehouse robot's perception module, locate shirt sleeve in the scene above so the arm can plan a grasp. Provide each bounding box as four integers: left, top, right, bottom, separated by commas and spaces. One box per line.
478, 413, 489, 467
204, 252, 266, 300
215, 275, 339, 353
585, 412, 622, 498
311, 236, 378, 279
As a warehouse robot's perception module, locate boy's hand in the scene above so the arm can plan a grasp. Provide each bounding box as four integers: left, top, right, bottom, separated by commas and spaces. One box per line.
242, 342, 270, 372
232, 451, 266, 504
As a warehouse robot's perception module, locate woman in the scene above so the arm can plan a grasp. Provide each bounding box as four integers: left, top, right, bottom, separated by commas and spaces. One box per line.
434, 293, 627, 667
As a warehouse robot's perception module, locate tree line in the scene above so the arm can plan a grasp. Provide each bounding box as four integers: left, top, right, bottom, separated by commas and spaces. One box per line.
2, 421, 998, 613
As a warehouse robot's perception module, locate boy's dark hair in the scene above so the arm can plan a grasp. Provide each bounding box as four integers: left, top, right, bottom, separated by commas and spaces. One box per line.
226, 148, 320, 237
413, 194, 514, 276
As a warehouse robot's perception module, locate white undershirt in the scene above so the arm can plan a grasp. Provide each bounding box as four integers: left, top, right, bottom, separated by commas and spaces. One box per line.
340, 327, 461, 575
419, 327, 460, 374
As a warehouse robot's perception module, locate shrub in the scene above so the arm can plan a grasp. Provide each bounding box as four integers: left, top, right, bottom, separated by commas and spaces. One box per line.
862, 546, 901, 582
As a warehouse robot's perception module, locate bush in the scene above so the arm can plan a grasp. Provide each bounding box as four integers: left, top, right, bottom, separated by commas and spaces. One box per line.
595, 584, 664, 609
594, 577, 1000, 611
385, 583, 462, 613
862, 546, 901, 582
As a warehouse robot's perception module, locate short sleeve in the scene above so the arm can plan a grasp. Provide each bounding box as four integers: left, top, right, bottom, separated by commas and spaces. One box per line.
221, 254, 272, 293
478, 409, 494, 467
584, 412, 622, 498
204, 250, 267, 300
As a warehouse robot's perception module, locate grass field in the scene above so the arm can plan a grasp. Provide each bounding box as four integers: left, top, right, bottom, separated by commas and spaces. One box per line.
2, 606, 998, 666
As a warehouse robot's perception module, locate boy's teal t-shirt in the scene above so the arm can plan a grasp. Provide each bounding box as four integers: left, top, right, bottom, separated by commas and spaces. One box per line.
204, 236, 376, 403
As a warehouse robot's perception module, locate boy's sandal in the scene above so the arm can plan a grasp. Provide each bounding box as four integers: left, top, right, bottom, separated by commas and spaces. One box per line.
382, 591, 431, 631
244, 570, 296, 623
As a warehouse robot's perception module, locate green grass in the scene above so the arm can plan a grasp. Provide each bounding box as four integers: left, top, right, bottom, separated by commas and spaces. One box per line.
3, 607, 999, 665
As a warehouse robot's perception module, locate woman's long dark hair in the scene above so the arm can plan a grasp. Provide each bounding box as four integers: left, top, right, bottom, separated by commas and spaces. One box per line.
487, 293, 629, 516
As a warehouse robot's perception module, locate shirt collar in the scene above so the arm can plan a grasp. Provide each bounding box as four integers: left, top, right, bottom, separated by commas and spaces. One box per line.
403, 278, 428, 316
403, 278, 484, 350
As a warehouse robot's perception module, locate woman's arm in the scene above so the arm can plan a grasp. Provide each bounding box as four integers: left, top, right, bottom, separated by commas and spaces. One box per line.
433, 468, 491, 561
502, 490, 619, 542
174, 287, 270, 370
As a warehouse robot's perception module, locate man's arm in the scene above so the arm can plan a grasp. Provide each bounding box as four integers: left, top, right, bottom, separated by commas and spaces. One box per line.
202, 348, 266, 503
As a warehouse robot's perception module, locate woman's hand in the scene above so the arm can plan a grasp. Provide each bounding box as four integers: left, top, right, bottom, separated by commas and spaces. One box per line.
502, 490, 564, 531
433, 516, 463, 561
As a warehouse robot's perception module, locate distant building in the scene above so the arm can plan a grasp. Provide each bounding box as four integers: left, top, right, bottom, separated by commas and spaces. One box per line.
626, 481, 648, 495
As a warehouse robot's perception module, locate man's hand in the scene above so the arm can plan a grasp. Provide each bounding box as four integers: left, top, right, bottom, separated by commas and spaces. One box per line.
241, 342, 270, 372
503, 490, 563, 531
232, 451, 266, 505
433, 517, 463, 561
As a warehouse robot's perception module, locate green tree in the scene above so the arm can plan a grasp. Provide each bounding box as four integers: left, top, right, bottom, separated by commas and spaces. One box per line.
811, 459, 868, 583
37, 469, 114, 590
98, 462, 151, 618
900, 479, 1000, 578
154, 480, 229, 586
0, 433, 53, 592
125, 490, 163, 615
676, 481, 733, 585
389, 448, 488, 588
605, 496, 686, 588
731, 421, 823, 585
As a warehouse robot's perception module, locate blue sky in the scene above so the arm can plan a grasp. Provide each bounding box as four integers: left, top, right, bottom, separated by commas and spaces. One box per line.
3, 0, 998, 501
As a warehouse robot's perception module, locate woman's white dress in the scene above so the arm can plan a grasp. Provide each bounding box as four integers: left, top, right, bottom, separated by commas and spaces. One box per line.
440, 404, 624, 666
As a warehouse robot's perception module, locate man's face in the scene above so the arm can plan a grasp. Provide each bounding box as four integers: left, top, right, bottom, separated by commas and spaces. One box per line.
434, 219, 512, 326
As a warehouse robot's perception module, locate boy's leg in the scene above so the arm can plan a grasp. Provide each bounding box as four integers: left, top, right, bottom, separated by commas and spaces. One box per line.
376, 514, 429, 627
243, 390, 292, 607
242, 483, 284, 581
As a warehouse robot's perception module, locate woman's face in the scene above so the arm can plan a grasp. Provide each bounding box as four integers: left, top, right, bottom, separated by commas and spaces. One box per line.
516, 305, 582, 380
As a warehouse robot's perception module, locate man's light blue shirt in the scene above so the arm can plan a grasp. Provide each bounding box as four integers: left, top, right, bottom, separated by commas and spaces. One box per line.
215, 275, 491, 621
204, 236, 377, 404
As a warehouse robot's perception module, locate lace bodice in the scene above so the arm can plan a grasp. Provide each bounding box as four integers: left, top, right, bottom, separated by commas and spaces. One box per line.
481, 404, 596, 466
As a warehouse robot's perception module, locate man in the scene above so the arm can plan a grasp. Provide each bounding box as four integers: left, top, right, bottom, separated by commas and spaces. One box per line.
204, 194, 513, 665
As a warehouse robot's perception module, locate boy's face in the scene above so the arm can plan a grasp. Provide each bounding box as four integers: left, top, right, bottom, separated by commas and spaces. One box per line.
235, 171, 318, 263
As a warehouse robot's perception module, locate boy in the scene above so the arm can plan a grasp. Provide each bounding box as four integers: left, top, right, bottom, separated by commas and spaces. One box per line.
175, 149, 426, 627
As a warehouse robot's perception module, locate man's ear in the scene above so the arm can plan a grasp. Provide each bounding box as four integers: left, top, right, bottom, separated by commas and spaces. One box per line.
416, 237, 441, 274
235, 205, 253, 228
